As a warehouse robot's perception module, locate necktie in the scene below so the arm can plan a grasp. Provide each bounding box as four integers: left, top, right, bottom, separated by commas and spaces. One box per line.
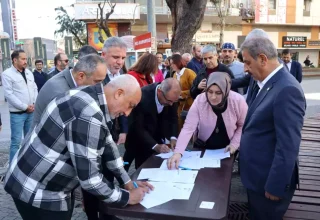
249, 82, 260, 106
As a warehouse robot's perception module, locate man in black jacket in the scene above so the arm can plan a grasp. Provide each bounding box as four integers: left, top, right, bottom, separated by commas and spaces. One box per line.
125, 78, 180, 169
190, 45, 235, 99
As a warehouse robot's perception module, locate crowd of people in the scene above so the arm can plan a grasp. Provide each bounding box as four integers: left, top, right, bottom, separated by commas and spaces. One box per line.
0, 28, 306, 220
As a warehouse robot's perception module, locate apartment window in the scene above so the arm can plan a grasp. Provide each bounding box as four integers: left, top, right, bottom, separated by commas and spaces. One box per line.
268, 0, 276, 10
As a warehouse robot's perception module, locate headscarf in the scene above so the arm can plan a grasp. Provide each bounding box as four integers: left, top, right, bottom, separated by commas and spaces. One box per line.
205, 72, 231, 110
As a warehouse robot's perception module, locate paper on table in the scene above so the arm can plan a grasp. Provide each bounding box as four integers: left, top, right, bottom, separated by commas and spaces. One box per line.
168, 182, 195, 200
160, 158, 220, 170
199, 201, 215, 209
200, 159, 220, 168
149, 170, 198, 184
140, 182, 174, 209
138, 168, 198, 183
140, 182, 195, 209
183, 151, 202, 159
155, 150, 201, 159
137, 168, 161, 180
202, 149, 230, 160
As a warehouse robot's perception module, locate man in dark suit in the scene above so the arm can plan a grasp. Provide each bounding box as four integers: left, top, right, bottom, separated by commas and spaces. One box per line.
282, 49, 303, 83
125, 78, 180, 168
239, 37, 306, 220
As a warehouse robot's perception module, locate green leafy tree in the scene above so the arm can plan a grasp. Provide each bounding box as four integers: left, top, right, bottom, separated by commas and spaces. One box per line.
55, 6, 87, 48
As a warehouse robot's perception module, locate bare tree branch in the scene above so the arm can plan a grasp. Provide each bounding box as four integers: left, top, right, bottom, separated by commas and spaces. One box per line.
96, 0, 116, 43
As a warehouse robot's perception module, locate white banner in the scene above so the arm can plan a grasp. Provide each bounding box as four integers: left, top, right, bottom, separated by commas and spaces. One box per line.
74, 3, 140, 20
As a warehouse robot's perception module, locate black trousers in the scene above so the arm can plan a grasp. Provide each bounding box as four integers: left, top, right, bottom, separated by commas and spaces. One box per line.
13, 198, 73, 220
247, 188, 295, 220
82, 189, 116, 220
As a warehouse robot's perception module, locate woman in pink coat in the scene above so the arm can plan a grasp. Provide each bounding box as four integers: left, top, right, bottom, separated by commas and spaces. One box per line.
167, 72, 248, 169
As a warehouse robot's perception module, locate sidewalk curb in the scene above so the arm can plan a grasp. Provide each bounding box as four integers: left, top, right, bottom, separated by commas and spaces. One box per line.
303, 74, 320, 78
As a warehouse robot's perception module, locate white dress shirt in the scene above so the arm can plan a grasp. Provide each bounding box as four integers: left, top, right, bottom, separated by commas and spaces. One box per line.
257, 64, 283, 94
285, 60, 292, 72
175, 67, 186, 82
70, 69, 77, 87
155, 85, 164, 113
107, 69, 120, 81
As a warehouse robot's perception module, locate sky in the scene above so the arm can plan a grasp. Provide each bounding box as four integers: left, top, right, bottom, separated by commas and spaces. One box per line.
15, 0, 76, 40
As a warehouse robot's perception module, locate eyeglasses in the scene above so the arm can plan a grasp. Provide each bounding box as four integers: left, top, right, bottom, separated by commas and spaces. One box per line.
160, 89, 178, 104
60, 59, 69, 63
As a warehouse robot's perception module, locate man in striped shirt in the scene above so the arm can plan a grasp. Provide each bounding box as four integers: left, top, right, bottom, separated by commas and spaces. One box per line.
4, 74, 152, 220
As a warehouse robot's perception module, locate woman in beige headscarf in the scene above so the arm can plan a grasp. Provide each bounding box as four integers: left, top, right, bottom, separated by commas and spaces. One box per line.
167, 72, 248, 169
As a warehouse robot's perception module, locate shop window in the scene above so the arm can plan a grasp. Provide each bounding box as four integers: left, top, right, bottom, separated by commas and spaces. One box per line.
304, 0, 311, 17
268, 0, 276, 9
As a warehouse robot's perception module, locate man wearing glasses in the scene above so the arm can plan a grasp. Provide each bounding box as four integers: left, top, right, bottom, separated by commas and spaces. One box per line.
47, 53, 69, 79
125, 78, 180, 168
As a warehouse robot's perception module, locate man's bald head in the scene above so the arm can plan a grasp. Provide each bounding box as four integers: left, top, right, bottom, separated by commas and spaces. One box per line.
104, 74, 141, 118
157, 78, 181, 106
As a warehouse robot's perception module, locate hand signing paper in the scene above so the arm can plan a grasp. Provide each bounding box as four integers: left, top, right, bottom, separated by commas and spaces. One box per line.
154, 144, 171, 153
167, 153, 182, 170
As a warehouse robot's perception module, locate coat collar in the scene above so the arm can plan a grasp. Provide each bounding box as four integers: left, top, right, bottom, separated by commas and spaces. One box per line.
243, 67, 285, 128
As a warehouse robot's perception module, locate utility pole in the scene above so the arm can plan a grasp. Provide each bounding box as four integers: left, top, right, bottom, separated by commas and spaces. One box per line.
147, 0, 156, 39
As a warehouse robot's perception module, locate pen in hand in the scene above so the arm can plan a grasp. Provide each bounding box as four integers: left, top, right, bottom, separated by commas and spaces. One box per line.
133, 181, 139, 189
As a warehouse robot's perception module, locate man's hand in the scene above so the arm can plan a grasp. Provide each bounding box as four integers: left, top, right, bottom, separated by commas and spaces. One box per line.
225, 145, 237, 154
154, 144, 171, 153
26, 105, 34, 113
117, 133, 127, 145
265, 191, 281, 201
197, 78, 207, 90
128, 188, 148, 205
170, 139, 177, 150
167, 153, 182, 170
0, 126, 2, 132
136, 181, 154, 191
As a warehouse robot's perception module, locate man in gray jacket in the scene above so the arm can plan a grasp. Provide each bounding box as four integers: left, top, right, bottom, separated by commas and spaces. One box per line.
2, 50, 38, 162
32, 53, 106, 128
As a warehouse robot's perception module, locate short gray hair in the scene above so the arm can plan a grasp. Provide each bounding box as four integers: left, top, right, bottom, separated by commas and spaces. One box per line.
246, 28, 269, 40
201, 45, 218, 55
182, 53, 192, 59
102, 37, 127, 53
73, 54, 106, 77
241, 37, 277, 60
159, 78, 181, 94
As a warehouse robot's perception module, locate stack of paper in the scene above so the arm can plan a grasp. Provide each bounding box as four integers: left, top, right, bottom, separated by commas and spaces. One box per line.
155, 150, 201, 159
202, 149, 230, 160
160, 158, 220, 170
140, 181, 195, 209
137, 169, 198, 184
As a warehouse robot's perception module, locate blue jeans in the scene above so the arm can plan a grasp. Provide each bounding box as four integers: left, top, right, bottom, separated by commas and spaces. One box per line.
9, 113, 33, 162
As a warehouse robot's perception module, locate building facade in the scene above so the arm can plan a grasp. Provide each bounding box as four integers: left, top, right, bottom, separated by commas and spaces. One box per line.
74, 0, 320, 67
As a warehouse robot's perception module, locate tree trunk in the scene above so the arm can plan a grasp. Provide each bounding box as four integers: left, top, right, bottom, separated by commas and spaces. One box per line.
219, 17, 225, 47
166, 0, 207, 54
